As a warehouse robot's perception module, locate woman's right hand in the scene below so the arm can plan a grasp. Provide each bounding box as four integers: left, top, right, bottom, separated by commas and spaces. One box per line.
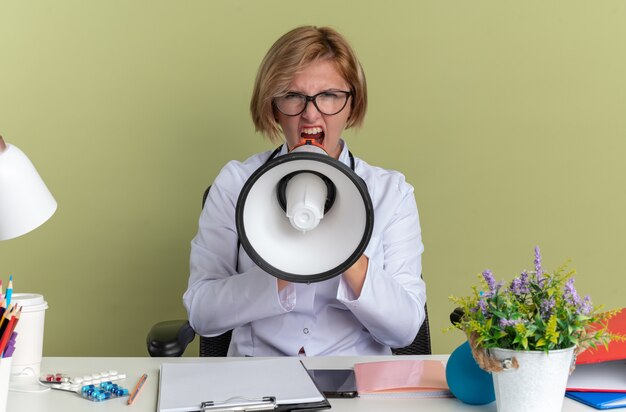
277, 279, 290, 291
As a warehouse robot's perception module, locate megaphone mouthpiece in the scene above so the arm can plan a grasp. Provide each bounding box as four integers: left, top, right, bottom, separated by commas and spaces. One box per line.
285, 172, 327, 232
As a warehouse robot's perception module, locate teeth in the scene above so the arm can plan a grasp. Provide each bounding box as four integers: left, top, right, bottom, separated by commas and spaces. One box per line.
302, 127, 323, 135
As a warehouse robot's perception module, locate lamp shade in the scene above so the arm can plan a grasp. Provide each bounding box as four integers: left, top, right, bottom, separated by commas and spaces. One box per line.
0, 138, 57, 240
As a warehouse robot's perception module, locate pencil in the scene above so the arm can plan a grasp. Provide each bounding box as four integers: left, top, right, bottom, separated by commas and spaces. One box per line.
0, 307, 20, 356
127, 373, 147, 405
0, 305, 15, 333
5, 276, 12, 307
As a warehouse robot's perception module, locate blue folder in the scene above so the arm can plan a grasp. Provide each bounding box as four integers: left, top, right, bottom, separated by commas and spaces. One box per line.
566, 391, 626, 410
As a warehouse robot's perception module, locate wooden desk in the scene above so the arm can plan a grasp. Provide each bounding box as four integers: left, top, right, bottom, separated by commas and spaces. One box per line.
7, 356, 593, 411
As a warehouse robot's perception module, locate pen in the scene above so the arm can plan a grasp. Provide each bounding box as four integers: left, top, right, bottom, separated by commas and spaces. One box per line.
127, 373, 147, 405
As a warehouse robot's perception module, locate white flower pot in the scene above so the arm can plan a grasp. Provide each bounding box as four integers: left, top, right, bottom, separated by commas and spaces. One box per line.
490, 346, 575, 412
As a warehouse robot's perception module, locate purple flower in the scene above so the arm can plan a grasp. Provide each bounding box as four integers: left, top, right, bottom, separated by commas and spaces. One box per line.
476, 294, 490, 317
499, 318, 522, 328
534, 246, 543, 277
509, 271, 531, 295
563, 277, 593, 315
564, 278, 581, 306
540, 296, 556, 319
581, 296, 593, 315
483, 270, 496, 292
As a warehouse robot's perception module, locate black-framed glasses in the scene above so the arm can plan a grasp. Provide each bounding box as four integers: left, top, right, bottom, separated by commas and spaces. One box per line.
273, 90, 352, 116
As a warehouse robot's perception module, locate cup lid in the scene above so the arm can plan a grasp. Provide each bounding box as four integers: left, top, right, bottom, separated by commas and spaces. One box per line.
9, 293, 48, 311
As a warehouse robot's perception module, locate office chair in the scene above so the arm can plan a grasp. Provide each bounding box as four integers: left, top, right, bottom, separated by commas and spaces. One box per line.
146, 185, 432, 357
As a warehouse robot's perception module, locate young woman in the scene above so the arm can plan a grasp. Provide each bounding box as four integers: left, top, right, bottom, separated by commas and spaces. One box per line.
184, 26, 426, 356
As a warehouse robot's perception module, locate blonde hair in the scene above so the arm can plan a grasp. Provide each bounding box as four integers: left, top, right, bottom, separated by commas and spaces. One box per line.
250, 26, 367, 142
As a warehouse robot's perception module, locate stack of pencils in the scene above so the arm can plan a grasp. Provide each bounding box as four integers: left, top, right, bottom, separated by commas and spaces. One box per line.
0, 276, 21, 359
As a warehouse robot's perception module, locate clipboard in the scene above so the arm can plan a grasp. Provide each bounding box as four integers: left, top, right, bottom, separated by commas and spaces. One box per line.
157, 358, 330, 412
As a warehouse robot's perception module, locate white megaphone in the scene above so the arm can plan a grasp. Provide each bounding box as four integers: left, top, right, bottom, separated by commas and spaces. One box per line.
236, 141, 374, 283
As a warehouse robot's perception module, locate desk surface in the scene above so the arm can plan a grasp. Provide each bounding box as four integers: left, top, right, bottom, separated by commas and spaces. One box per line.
8, 356, 594, 411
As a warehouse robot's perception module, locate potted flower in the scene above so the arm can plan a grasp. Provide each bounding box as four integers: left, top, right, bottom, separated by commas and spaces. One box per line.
449, 246, 621, 412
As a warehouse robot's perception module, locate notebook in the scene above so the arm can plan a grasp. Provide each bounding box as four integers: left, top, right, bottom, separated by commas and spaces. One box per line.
566, 391, 626, 410
157, 358, 329, 412
353, 359, 452, 399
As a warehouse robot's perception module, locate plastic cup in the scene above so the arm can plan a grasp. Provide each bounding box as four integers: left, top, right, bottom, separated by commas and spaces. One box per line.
0, 357, 12, 412
8, 293, 48, 378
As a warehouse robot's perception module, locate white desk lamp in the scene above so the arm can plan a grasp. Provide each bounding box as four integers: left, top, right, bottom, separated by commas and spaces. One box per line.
0, 135, 56, 393
0, 136, 57, 240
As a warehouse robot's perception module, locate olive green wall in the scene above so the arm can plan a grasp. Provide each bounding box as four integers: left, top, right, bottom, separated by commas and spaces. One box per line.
1, 1, 625, 357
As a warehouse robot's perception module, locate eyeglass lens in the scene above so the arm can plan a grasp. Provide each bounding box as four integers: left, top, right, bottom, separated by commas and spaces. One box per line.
274, 91, 351, 116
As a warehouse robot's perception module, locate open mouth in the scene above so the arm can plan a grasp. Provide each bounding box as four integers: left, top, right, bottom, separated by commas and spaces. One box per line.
301, 127, 325, 144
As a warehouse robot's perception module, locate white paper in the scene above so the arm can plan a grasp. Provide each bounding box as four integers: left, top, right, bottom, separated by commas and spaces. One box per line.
158, 358, 325, 412
567, 360, 626, 391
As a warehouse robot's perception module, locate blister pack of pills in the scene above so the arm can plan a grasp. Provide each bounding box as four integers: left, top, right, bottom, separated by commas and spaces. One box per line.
81, 381, 130, 402
40, 370, 126, 392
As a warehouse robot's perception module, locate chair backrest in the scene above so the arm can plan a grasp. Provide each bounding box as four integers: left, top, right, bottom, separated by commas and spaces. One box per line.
199, 185, 233, 357
199, 184, 431, 356
199, 331, 232, 357
391, 304, 431, 355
